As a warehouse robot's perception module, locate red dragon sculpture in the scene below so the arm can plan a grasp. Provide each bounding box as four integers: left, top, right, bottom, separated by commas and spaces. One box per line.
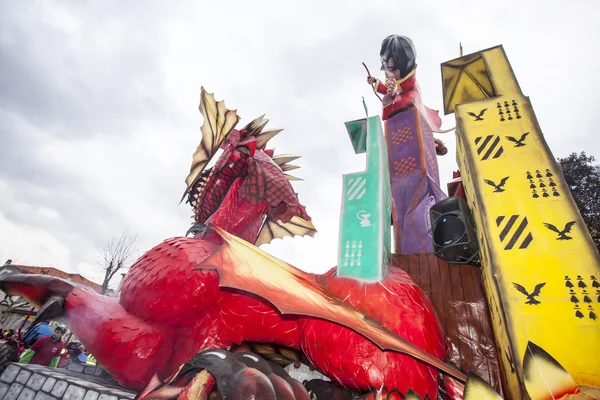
0, 88, 467, 399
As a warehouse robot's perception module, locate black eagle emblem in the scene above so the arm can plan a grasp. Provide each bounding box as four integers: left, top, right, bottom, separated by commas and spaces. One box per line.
512, 282, 546, 305
484, 176, 509, 193
506, 132, 529, 147
467, 108, 487, 121
543, 221, 576, 240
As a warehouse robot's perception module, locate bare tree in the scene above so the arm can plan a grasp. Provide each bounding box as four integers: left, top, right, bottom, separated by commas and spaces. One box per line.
99, 231, 138, 295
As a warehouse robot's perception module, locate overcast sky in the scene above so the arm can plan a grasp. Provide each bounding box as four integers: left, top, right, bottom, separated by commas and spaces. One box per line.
1, 0, 598, 286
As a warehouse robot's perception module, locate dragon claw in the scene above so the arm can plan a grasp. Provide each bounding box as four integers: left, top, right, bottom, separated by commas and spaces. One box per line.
27, 295, 66, 332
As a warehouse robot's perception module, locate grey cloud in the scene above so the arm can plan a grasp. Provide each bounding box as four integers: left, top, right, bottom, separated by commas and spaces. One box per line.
0, 0, 598, 281
0, 1, 172, 138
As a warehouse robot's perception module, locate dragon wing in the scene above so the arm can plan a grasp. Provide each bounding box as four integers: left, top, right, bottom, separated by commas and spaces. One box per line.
254, 216, 317, 247
195, 224, 467, 383
181, 88, 240, 202
505, 136, 517, 143
498, 176, 509, 187
519, 132, 529, 141
483, 179, 497, 188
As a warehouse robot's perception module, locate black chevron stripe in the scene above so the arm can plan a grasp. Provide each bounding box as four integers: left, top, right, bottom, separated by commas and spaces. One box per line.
496, 214, 533, 250
474, 135, 504, 161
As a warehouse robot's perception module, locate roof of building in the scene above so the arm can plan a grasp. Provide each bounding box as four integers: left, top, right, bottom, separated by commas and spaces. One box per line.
8, 264, 103, 294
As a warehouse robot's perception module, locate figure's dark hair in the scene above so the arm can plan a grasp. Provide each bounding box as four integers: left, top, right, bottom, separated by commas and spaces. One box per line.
380, 35, 417, 78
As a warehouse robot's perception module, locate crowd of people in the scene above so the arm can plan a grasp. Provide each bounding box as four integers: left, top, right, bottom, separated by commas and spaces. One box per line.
2, 320, 88, 367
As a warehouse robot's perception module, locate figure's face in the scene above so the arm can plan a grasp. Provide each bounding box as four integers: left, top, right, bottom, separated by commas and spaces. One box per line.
52, 329, 63, 340
384, 57, 401, 80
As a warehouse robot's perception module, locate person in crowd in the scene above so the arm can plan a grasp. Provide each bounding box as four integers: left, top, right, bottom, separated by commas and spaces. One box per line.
19, 326, 66, 367
22, 320, 53, 348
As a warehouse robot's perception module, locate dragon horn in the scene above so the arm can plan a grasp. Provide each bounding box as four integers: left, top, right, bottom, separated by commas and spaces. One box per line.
255, 129, 283, 149
242, 114, 265, 131
242, 115, 270, 137
253, 119, 270, 136
273, 154, 302, 179
272, 155, 301, 166
280, 164, 300, 172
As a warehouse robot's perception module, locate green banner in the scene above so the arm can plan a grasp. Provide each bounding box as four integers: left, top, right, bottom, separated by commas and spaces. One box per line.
338, 116, 392, 281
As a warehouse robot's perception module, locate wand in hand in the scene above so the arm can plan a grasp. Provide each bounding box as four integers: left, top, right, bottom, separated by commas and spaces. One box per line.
363, 62, 383, 103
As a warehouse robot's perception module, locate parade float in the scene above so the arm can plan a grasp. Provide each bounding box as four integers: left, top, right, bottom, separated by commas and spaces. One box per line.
0, 35, 598, 400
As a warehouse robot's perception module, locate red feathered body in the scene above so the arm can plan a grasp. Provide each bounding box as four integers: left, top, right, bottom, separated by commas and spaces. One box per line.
53, 118, 447, 398
300, 268, 444, 397
65, 244, 444, 398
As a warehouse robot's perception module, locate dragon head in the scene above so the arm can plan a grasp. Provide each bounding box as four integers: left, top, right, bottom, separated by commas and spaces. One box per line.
181, 88, 316, 246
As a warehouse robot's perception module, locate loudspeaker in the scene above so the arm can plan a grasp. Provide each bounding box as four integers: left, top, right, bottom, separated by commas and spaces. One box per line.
429, 196, 479, 264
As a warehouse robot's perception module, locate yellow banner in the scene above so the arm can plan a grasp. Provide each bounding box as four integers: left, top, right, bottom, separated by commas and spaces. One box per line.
443, 46, 600, 399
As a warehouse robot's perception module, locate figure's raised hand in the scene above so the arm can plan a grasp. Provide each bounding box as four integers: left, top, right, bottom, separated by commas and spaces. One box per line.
385, 78, 397, 96
367, 76, 377, 85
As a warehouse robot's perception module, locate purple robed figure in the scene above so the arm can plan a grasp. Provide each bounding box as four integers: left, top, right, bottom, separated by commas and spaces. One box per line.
387, 107, 447, 254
